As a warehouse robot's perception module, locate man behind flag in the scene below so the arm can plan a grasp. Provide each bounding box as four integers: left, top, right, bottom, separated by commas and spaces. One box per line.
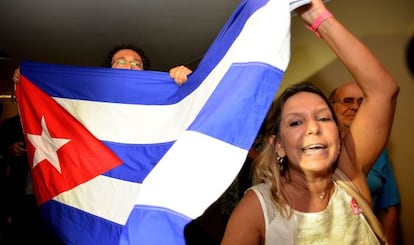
14, 0, 310, 244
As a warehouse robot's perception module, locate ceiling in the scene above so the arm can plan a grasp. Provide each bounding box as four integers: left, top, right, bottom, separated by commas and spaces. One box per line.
0, 0, 239, 96
0, 0, 413, 96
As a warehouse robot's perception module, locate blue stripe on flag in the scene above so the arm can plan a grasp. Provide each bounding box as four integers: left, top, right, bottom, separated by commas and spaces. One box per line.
120, 205, 189, 245
41, 200, 123, 245
189, 63, 283, 149
102, 141, 173, 182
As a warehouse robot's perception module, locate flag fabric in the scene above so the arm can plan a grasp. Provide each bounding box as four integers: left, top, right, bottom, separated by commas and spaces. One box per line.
15, 0, 292, 244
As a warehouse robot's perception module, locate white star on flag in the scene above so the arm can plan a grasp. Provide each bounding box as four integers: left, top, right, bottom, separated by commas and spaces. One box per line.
27, 116, 71, 173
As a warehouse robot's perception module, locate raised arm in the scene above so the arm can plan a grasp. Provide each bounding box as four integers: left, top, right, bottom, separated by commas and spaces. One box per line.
297, 0, 399, 180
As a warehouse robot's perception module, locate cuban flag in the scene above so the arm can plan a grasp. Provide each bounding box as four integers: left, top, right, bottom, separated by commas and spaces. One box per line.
15, 0, 294, 244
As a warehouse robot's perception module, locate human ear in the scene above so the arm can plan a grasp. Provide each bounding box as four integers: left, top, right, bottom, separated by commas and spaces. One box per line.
270, 135, 285, 158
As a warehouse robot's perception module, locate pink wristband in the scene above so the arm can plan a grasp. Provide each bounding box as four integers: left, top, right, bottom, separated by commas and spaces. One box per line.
306, 9, 333, 38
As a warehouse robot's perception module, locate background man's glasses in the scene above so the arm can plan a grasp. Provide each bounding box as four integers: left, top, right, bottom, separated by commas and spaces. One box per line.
112, 58, 143, 69
331, 97, 364, 106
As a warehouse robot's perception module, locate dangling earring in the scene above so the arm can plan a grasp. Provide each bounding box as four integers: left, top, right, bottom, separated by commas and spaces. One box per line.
276, 155, 283, 164
276, 154, 287, 175
271, 141, 288, 175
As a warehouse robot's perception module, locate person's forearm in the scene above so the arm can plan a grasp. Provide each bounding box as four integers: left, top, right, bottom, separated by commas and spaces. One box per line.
317, 17, 398, 99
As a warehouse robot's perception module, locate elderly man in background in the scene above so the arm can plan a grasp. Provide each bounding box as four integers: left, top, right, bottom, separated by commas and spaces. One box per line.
330, 82, 401, 245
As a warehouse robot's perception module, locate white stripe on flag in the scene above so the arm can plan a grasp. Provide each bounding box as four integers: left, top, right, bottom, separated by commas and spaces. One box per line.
137, 130, 247, 218
53, 175, 141, 225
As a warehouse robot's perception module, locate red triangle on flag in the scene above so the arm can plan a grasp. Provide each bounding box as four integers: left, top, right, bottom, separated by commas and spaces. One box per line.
16, 76, 123, 205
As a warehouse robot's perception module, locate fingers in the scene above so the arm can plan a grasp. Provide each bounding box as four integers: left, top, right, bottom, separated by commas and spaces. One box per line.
9, 141, 27, 157
169, 65, 192, 85
12, 67, 21, 84
296, 0, 328, 25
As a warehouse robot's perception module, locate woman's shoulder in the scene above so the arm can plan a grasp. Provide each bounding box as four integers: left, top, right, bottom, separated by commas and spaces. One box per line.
247, 183, 279, 224
246, 183, 272, 212
248, 182, 271, 194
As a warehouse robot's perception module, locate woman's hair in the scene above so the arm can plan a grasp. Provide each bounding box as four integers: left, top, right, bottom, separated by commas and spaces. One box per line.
102, 44, 151, 70
252, 81, 339, 216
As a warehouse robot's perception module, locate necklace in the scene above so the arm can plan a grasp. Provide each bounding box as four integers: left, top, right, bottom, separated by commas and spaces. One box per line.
282, 177, 334, 203
319, 180, 333, 199
319, 193, 327, 199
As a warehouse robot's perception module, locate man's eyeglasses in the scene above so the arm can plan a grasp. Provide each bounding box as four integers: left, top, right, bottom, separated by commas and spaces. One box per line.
331, 97, 364, 106
112, 58, 143, 69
